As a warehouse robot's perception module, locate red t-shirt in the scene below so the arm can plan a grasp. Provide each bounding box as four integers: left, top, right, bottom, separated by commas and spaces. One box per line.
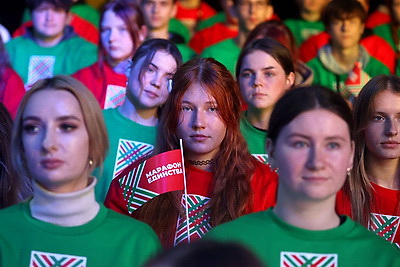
1, 67, 25, 118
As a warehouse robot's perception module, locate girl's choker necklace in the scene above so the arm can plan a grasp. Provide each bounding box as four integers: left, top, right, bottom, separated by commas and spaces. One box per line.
188, 159, 214, 166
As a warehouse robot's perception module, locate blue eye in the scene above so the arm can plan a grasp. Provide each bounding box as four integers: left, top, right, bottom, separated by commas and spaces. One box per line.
181, 106, 192, 112
292, 141, 308, 148
327, 142, 340, 149
373, 115, 385, 121
23, 124, 39, 134
60, 124, 77, 132
240, 71, 252, 78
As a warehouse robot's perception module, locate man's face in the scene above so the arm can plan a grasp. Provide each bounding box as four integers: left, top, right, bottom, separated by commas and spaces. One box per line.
235, 0, 273, 32
32, 2, 69, 41
142, 0, 177, 30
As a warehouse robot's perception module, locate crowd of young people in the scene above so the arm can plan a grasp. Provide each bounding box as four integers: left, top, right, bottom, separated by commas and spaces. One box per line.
0, 0, 400, 265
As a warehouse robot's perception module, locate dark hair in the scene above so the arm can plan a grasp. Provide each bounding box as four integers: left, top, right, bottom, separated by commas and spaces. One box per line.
26, 0, 73, 12
133, 58, 259, 246
0, 35, 10, 93
243, 20, 298, 62
236, 37, 294, 81
0, 103, 31, 208
343, 75, 400, 225
268, 85, 354, 145
232, 0, 269, 6
144, 240, 264, 267
322, 0, 367, 28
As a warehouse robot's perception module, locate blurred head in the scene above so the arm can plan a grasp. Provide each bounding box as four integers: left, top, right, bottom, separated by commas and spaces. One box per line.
12, 75, 108, 192
100, 0, 147, 64
157, 57, 243, 161
141, 0, 177, 31
267, 86, 354, 202
144, 240, 264, 267
296, 0, 330, 14
233, 0, 274, 32
388, 0, 400, 25
26, 0, 73, 13
323, 0, 366, 49
125, 38, 182, 111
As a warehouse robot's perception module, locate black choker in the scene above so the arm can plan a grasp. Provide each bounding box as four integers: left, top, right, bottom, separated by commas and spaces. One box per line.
188, 159, 214, 166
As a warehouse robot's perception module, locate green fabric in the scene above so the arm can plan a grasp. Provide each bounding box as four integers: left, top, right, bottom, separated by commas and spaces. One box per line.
169, 18, 191, 44
0, 201, 161, 266
307, 47, 390, 93
197, 12, 226, 31
201, 38, 240, 74
240, 116, 269, 163
22, 4, 100, 27
284, 19, 325, 46
176, 43, 197, 62
5, 35, 97, 86
95, 108, 157, 202
206, 209, 400, 266
373, 23, 400, 51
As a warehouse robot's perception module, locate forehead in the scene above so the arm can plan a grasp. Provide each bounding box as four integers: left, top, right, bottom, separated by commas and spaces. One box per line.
101, 9, 124, 24
182, 84, 216, 103
143, 0, 175, 4
23, 90, 83, 117
372, 90, 400, 111
241, 50, 282, 69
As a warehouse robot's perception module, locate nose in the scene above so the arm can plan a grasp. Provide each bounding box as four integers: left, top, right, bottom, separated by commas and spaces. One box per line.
45, 9, 54, 21
109, 28, 117, 43
42, 129, 58, 153
150, 73, 161, 89
252, 73, 262, 88
192, 110, 205, 130
305, 145, 325, 171
385, 119, 399, 137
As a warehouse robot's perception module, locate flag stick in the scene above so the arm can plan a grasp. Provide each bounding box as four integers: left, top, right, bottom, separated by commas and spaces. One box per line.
179, 139, 191, 243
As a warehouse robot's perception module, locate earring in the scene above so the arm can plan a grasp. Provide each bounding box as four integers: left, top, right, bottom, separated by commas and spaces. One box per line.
346, 167, 352, 176
89, 159, 94, 167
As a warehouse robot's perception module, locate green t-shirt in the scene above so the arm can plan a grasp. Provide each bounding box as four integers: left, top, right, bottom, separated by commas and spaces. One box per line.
206, 208, 400, 266
95, 108, 157, 202
6, 35, 97, 87
197, 12, 226, 31
284, 19, 325, 46
176, 43, 197, 62
201, 38, 240, 74
240, 116, 269, 164
169, 18, 191, 44
0, 201, 161, 266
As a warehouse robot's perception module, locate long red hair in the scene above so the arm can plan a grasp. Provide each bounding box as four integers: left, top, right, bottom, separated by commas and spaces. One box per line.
133, 58, 259, 246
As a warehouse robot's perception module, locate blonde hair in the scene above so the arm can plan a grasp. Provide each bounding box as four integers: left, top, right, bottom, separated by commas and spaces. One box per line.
11, 75, 109, 179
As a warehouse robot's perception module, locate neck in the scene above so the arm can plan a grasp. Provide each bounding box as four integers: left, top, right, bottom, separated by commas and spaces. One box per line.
235, 29, 249, 48
332, 45, 360, 71
147, 27, 170, 40
30, 178, 100, 226
301, 10, 321, 22
118, 100, 158, 126
34, 33, 63, 47
366, 154, 400, 189
246, 107, 273, 130
274, 191, 340, 230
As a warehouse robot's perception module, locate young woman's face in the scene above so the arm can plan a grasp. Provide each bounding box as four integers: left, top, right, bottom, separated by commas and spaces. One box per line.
101, 9, 135, 65
269, 109, 354, 202
32, 3, 69, 41
365, 90, 400, 161
239, 50, 294, 110
176, 84, 227, 161
126, 50, 177, 110
22, 90, 90, 193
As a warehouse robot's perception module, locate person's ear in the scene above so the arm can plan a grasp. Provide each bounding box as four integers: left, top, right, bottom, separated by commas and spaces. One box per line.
285, 72, 295, 89
171, 2, 178, 18
139, 25, 148, 42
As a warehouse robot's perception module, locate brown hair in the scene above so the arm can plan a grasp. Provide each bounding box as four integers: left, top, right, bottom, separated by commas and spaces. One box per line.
322, 0, 367, 28
11, 75, 108, 180
343, 74, 400, 225
134, 58, 259, 246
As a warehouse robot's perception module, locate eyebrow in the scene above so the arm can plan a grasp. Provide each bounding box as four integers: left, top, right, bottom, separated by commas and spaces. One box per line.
241, 66, 276, 72
286, 133, 347, 141
149, 62, 175, 76
181, 100, 217, 105
22, 115, 82, 122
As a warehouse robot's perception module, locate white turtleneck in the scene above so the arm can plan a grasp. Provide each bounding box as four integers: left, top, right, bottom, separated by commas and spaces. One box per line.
30, 178, 100, 227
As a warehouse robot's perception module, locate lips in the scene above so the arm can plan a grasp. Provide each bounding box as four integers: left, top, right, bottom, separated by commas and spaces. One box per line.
190, 134, 209, 142
41, 159, 64, 170
380, 140, 400, 148
144, 90, 159, 98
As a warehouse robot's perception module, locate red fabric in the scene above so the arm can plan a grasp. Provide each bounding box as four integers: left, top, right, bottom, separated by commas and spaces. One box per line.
299, 31, 395, 73
13, 14, 99, 45
365, 10, 391, 29
175, 2, 216, 21
336, 183, 400, 247
189, 22, 238, 54
105, 160, 278, 216
1, 67, 25, 118
72, 62, 127, 109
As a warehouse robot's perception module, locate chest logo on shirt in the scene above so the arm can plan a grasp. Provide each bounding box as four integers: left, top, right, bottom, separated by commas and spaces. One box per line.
281, 251, 338, 267
369, 213, 400, 245
104, 85, 126, 109
30, 250, 87, 267
27, 55, 55, 90
113, 139, 154, 180
174, 194, 211, 246
252, 154, 269, 164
